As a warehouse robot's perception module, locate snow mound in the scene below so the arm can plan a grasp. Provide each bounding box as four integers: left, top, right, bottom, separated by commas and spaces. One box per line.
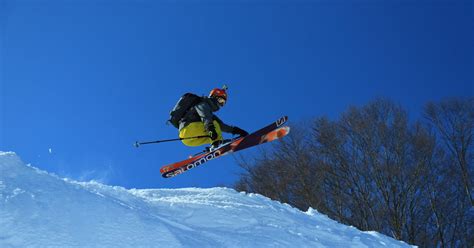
0, 152, 413, 247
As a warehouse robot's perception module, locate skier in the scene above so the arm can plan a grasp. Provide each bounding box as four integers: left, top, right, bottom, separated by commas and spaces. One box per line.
169, 86, 249, 151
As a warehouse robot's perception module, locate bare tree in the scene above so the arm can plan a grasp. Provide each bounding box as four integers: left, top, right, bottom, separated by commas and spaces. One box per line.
235, 123, 327, 210
319, 99, 436, 241
234, 97, 474, 247
424, 98, 474, 207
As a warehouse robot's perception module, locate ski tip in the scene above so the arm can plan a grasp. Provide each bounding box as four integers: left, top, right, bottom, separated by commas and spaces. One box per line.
133, 141, 140, 148
277, 126, 290, 137
276, 116, 288, 127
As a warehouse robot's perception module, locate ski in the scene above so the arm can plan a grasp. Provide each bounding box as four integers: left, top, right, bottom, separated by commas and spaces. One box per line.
160, 116, 289, 178
161, 126, 290, 178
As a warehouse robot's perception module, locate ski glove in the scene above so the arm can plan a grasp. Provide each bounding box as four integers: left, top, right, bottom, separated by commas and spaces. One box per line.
232, 126, 249, 137
207, 124, 218, 140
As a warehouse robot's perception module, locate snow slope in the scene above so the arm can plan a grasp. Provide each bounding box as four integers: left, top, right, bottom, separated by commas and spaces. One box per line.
0, 152, 413, 247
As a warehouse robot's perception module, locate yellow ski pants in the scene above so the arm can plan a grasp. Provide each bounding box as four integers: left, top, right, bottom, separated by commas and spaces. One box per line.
179, 120, 223, 146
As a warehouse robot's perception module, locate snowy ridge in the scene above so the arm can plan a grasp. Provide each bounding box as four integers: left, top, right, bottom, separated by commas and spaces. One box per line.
0, 152, 413, 247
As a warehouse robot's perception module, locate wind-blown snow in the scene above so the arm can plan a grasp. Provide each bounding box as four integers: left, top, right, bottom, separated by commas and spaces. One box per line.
0, 152, 413, 247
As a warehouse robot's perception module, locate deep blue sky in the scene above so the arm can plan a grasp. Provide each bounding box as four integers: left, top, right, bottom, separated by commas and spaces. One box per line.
1, 0, 472, 189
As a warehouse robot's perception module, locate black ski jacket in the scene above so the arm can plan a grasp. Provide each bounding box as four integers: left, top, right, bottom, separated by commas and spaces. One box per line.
179, 96, 234, 133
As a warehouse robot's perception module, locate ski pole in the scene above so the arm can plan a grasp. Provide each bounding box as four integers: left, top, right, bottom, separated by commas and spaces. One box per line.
134, 135, 210, 148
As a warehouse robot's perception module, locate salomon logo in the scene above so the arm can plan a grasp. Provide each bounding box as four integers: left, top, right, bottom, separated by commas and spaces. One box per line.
164, 150, 223, 178
186, 150, 222, 170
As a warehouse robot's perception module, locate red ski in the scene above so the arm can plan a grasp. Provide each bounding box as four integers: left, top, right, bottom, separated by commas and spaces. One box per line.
160, 116, 289, 178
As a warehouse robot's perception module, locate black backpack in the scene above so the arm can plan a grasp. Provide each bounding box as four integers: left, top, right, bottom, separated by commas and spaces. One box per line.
168, 93, 202, 128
